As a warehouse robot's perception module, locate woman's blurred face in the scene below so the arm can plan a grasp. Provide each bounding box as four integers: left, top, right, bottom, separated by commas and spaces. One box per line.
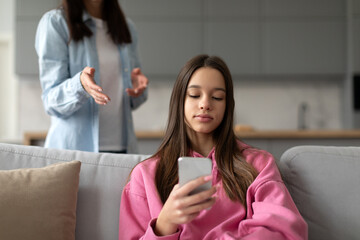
83, 0, 103, 3
184, 67, 226, 136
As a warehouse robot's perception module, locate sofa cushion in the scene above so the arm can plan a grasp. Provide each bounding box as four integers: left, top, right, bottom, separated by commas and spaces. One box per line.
279, 146, 360, 240
0, 160, 81, 240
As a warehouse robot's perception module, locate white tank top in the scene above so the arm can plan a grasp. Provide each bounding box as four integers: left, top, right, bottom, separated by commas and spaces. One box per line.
93, 17, 125, 151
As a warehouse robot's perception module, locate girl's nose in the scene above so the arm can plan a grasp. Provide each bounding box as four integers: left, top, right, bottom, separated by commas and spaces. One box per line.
200, 97, 211, 110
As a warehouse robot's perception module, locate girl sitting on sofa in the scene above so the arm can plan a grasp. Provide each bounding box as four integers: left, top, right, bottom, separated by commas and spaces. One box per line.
119, 54, 307, 239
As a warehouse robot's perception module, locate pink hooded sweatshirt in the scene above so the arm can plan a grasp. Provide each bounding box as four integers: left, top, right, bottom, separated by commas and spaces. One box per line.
119, 141, 308, 239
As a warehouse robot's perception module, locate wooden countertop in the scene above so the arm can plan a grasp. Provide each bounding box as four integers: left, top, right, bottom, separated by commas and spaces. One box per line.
136, 129, 360, 139
23, 129, 360, 145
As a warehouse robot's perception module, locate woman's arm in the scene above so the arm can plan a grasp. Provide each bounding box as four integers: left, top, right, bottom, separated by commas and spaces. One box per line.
126, 18, 148, 110
35, 10, 90, 118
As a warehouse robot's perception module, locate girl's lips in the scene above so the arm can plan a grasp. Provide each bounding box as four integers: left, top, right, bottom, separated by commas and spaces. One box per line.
194, 114, 213, 122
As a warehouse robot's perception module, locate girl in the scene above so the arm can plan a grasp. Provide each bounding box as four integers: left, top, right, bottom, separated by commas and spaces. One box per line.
119, 55, 307, 239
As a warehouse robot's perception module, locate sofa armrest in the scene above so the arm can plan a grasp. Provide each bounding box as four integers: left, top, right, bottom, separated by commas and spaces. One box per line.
279, 145, 360, 240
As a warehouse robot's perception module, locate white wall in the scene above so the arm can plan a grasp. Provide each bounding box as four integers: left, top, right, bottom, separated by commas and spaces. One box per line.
0, 0, 14, 32
132, 77, 342, 131
0, 0, 18, 141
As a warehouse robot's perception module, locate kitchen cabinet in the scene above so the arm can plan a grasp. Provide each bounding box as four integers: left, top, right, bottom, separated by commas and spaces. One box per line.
206, 21, 260, 75
134, 21, 203, 76
265, 1, 346, 75
262, 21, 345, 74
355, 18, 360, 73
122, 0, 204, 76
354, 1, 360, 73
15, 0, 351, 76
261, 0, 344, 17
207, 0, 346, 75
205, 0, 260, 75
122, 0, 202, 17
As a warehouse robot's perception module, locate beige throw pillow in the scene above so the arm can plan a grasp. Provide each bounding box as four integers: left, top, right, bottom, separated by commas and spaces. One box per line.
0, 160, 81, 240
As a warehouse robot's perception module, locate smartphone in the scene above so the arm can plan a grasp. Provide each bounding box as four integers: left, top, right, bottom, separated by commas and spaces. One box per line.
178, 157, 212, 195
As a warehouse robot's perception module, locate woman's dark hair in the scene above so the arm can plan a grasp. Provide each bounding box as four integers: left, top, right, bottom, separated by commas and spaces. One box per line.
61, 0, 132, 44
152, 54, 258, 206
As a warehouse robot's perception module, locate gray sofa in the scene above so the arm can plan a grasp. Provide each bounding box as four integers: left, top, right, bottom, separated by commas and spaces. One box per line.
0, 143, 359, 240
279, 145, 360, 240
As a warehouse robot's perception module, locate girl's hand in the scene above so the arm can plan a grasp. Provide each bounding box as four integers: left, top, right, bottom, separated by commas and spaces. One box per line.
80, 67, 110, 105
154, 175, 217, 236
126, 68, 148, 97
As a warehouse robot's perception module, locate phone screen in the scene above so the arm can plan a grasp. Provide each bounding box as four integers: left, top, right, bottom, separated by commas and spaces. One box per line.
178, 157, 212, 195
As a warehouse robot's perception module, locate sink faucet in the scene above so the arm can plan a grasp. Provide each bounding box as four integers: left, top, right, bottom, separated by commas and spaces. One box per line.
298, 102, 308, 130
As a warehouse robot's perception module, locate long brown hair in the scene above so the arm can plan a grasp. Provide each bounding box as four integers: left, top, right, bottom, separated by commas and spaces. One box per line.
61, 0, 132, 44
153, 54, 258, 205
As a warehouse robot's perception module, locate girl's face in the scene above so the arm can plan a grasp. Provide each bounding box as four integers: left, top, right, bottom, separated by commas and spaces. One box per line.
184, 67, 226, 136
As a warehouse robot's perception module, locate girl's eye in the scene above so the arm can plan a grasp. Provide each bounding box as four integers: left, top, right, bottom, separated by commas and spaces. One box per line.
213, 96, 224, 101
189, 94, 200, 98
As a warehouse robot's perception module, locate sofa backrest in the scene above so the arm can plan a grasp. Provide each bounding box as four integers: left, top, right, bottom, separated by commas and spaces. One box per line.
279, 145, 360, 240
0, 143, 149, 240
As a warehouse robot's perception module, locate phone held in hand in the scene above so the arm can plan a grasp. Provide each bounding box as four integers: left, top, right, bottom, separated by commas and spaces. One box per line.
178, 157, 212, 195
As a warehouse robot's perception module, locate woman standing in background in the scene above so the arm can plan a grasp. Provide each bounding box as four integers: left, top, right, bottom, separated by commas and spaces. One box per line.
35, 0, 148, 153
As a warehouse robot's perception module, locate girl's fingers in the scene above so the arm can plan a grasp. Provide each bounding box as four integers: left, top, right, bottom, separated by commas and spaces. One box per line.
176, 175, 213, 197
172, 197, 216, 223
182, 197, 216, 216
180, 186, 217, 207
175, 211, 201, 224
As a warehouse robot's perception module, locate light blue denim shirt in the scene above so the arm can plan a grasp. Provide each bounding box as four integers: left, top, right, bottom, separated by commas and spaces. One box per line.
35, 9, 147, 153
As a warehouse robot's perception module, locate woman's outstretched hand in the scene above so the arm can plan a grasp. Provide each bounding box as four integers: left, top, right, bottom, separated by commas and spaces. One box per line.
126, 68, 148, 97
154, 175, 217, 236
80, 67, 110, 105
